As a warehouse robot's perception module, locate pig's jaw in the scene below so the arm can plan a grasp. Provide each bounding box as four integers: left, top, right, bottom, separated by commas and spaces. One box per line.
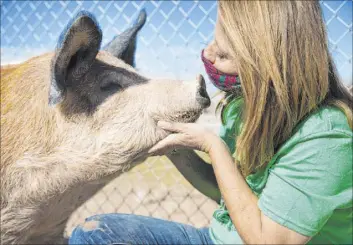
152, 106, 204, 125
173, 109, 203, 123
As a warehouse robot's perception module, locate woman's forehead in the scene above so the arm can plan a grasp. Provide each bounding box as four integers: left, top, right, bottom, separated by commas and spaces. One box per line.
214, 20, 230, 51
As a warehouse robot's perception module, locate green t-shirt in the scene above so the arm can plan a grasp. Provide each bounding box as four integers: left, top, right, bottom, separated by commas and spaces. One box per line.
209, 98, 353, 244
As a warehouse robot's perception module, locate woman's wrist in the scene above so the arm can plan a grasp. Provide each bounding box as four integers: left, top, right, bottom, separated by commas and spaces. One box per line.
207, 135, 230, 158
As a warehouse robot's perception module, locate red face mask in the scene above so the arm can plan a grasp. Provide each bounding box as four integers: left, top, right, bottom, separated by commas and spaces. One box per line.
201, 49, 240, 91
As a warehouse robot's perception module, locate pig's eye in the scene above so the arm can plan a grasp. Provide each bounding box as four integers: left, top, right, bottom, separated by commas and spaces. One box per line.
100, 82, 122, 92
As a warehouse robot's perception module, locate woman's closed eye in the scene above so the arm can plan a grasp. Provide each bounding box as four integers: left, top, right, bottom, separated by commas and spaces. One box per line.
216, 50, 229, 60
213, 50, 238, 75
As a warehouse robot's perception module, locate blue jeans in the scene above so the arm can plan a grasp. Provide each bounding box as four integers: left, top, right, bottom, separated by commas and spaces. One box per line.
69, 213, 214, 245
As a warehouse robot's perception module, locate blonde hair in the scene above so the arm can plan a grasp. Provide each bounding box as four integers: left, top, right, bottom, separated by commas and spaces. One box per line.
217, 1, 353, 177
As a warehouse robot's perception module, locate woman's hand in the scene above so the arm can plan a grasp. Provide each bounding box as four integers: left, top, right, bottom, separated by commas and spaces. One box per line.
148, 121, 221, 156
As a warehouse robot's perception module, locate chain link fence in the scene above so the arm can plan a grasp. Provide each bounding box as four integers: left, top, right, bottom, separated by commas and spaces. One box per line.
1, 0, 352, 238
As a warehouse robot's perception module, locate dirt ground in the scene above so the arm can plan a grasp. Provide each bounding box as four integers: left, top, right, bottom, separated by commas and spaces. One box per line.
65, 155, 218, 236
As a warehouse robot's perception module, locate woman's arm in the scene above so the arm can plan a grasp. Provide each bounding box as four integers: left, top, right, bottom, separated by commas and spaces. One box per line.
165, 149, 221, 203
149, 121, 310, 245
209, 139, 310, 244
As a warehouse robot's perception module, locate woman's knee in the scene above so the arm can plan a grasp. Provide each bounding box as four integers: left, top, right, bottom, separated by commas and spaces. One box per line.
69, 214, 133, 245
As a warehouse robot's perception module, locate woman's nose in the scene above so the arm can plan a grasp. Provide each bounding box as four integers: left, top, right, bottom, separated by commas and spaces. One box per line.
204, 41, 216, 63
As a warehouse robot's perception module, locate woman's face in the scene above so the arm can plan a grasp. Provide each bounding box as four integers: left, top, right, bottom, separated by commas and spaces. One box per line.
204, 17, 238, 75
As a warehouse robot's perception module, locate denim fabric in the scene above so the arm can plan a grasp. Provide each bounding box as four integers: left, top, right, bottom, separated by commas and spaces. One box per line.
69, 213, 214, 245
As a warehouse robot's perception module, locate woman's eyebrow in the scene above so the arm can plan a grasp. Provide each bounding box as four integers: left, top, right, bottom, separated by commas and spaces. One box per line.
214, 40, 228, 55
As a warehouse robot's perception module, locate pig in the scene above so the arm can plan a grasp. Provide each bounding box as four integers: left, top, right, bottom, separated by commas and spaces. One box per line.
0, 10, 210, 244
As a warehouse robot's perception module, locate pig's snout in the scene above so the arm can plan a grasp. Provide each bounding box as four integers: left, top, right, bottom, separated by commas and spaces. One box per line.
196, 75, 211, 108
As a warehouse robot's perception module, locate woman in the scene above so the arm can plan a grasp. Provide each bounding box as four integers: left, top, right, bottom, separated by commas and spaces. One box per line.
69, 1, 352, 244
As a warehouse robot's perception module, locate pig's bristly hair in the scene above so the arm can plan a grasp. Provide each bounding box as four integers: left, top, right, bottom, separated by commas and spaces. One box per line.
56, 10, 102, 51
50, 11, 103, 106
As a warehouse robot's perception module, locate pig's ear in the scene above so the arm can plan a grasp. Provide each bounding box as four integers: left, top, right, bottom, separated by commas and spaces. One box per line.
49, 11, 102, 106
103, 9, 146, 67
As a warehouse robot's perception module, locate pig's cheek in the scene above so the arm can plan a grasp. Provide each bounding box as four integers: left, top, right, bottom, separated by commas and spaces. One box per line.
152, 125, 167, 139
159, 129, 171, 138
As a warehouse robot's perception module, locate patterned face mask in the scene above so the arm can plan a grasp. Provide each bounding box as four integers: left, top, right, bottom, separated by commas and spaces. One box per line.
201, 49, 240, 91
